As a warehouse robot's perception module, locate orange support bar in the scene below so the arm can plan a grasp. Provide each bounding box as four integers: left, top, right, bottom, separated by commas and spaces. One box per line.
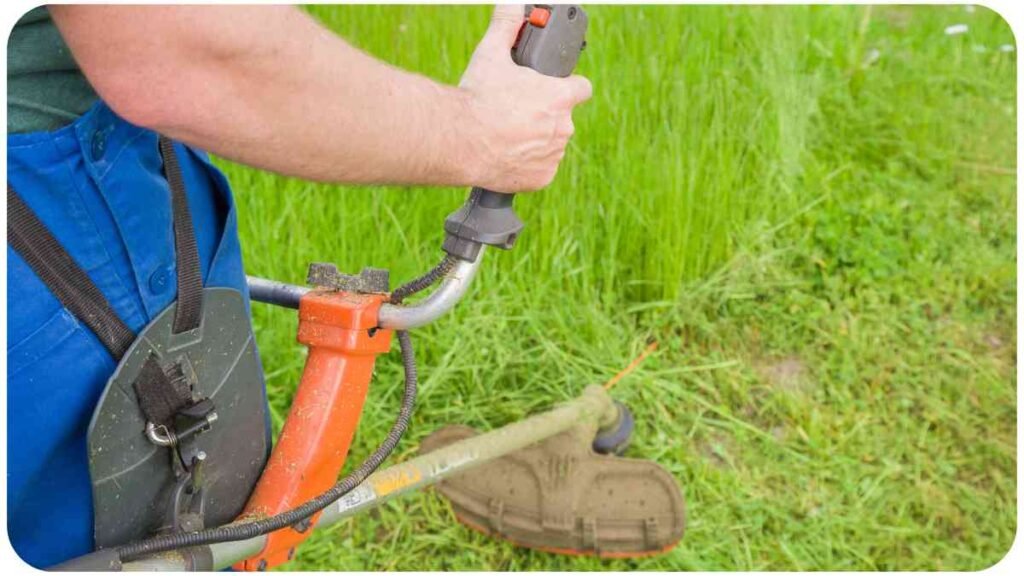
235, 290, 391, 571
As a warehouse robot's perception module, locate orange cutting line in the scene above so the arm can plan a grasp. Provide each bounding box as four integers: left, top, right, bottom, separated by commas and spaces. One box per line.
604, 341, 659, 390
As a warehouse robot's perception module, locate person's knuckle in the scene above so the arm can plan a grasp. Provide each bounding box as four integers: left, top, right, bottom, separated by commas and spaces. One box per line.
542, 168, 558, 187
535, 164, 551, 185
558, 118, 575, 138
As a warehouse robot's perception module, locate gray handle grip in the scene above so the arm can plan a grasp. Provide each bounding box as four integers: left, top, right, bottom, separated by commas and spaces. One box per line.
443, 5, 589, 262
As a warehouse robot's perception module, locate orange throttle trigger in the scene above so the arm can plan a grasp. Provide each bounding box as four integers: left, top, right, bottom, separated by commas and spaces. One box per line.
528, 6, 551, 28
513, 7, 554, 52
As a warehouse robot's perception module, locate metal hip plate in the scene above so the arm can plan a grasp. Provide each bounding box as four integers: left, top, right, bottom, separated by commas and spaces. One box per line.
87, 287, 270, 549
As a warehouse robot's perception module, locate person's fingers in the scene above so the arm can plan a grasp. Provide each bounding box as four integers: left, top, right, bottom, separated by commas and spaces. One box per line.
564, 75, 593, 105
483, 4, 525, 52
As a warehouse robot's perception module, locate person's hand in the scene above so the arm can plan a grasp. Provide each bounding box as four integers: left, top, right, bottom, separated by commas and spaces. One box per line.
458, 4, 592, 192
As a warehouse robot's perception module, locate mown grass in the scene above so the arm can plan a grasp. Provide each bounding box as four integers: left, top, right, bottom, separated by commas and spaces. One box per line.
216, 4, 1016, 570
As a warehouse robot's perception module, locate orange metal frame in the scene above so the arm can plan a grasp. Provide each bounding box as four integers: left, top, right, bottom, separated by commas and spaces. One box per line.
234, 290, 391, 571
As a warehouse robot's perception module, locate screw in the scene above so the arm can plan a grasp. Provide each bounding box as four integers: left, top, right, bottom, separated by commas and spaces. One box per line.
257, 559, 268, 571
288, 548, 296, 560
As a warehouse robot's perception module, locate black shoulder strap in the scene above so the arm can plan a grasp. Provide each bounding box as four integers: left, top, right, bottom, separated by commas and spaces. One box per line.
8, 185, 137, 358
158, 136, 203, 334
7, 136, 204, 360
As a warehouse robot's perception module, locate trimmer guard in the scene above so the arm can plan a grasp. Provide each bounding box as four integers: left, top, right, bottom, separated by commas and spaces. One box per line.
421, 420, 686, 558
87, 288, 270, 549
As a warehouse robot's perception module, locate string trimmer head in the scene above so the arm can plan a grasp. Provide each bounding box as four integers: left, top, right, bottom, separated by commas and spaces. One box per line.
421, 401, 686, 558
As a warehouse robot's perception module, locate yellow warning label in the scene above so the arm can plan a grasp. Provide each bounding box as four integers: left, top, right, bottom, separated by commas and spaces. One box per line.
370, 467, 422, 496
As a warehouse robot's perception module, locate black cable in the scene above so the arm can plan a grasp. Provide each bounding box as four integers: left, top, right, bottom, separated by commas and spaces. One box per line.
389, 254, 456, 304
117, 330, 418, 563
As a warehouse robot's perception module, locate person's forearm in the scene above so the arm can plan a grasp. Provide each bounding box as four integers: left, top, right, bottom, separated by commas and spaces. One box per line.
51, 5, 479, 186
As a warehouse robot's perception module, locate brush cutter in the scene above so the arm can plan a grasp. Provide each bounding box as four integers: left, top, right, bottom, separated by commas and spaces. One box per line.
52, 6, 685, 571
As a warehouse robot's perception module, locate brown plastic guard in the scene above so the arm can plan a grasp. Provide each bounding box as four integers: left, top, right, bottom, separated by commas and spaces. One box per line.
420, 420, 686, 558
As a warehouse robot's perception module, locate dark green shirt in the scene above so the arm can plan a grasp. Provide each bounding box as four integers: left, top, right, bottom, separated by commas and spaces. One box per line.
7, 7, 98, 134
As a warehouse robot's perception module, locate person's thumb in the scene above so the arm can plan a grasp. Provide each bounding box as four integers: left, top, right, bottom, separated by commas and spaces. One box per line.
482, 4, 525, 52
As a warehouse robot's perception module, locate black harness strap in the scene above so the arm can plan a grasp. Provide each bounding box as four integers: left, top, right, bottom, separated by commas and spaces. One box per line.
8, 185, 137, 359
8, 136, 205, 365
158, 137, 203, 334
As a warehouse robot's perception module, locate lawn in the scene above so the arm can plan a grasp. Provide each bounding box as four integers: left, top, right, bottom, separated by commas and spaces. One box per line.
216, 4, 1017, 571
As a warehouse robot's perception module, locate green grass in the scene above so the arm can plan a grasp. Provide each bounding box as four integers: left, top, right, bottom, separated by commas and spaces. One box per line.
216, 4, 1016, 570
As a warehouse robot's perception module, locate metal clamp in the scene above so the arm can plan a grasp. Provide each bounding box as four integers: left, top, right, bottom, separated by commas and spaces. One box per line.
307, 264, 390, 294
144, 411, 219, 448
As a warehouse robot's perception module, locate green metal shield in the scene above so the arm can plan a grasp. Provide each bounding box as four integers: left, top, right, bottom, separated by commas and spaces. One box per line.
87, 288, 270, 549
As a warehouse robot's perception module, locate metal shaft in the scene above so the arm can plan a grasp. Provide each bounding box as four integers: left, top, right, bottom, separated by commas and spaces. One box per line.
317, 383, 617, 526
122, 385, 617, 571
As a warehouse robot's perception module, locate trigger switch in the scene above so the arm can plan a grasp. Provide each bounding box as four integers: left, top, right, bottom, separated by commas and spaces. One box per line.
528, 7, 550, 28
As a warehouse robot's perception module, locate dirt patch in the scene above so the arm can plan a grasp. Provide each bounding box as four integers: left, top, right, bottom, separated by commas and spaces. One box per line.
697, 430, 738, 470
980, 324, 1017, 379
983, 332, 1004, 350
756, 355, 814, 395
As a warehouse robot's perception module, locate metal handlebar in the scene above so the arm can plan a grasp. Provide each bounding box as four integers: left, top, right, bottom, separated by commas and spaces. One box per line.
377, 248, 485, 330
246, 247, 485, 330
246, 275, 310, 309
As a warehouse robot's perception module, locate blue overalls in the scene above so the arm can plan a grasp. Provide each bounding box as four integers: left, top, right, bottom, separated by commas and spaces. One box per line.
7, 101, 255, 568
